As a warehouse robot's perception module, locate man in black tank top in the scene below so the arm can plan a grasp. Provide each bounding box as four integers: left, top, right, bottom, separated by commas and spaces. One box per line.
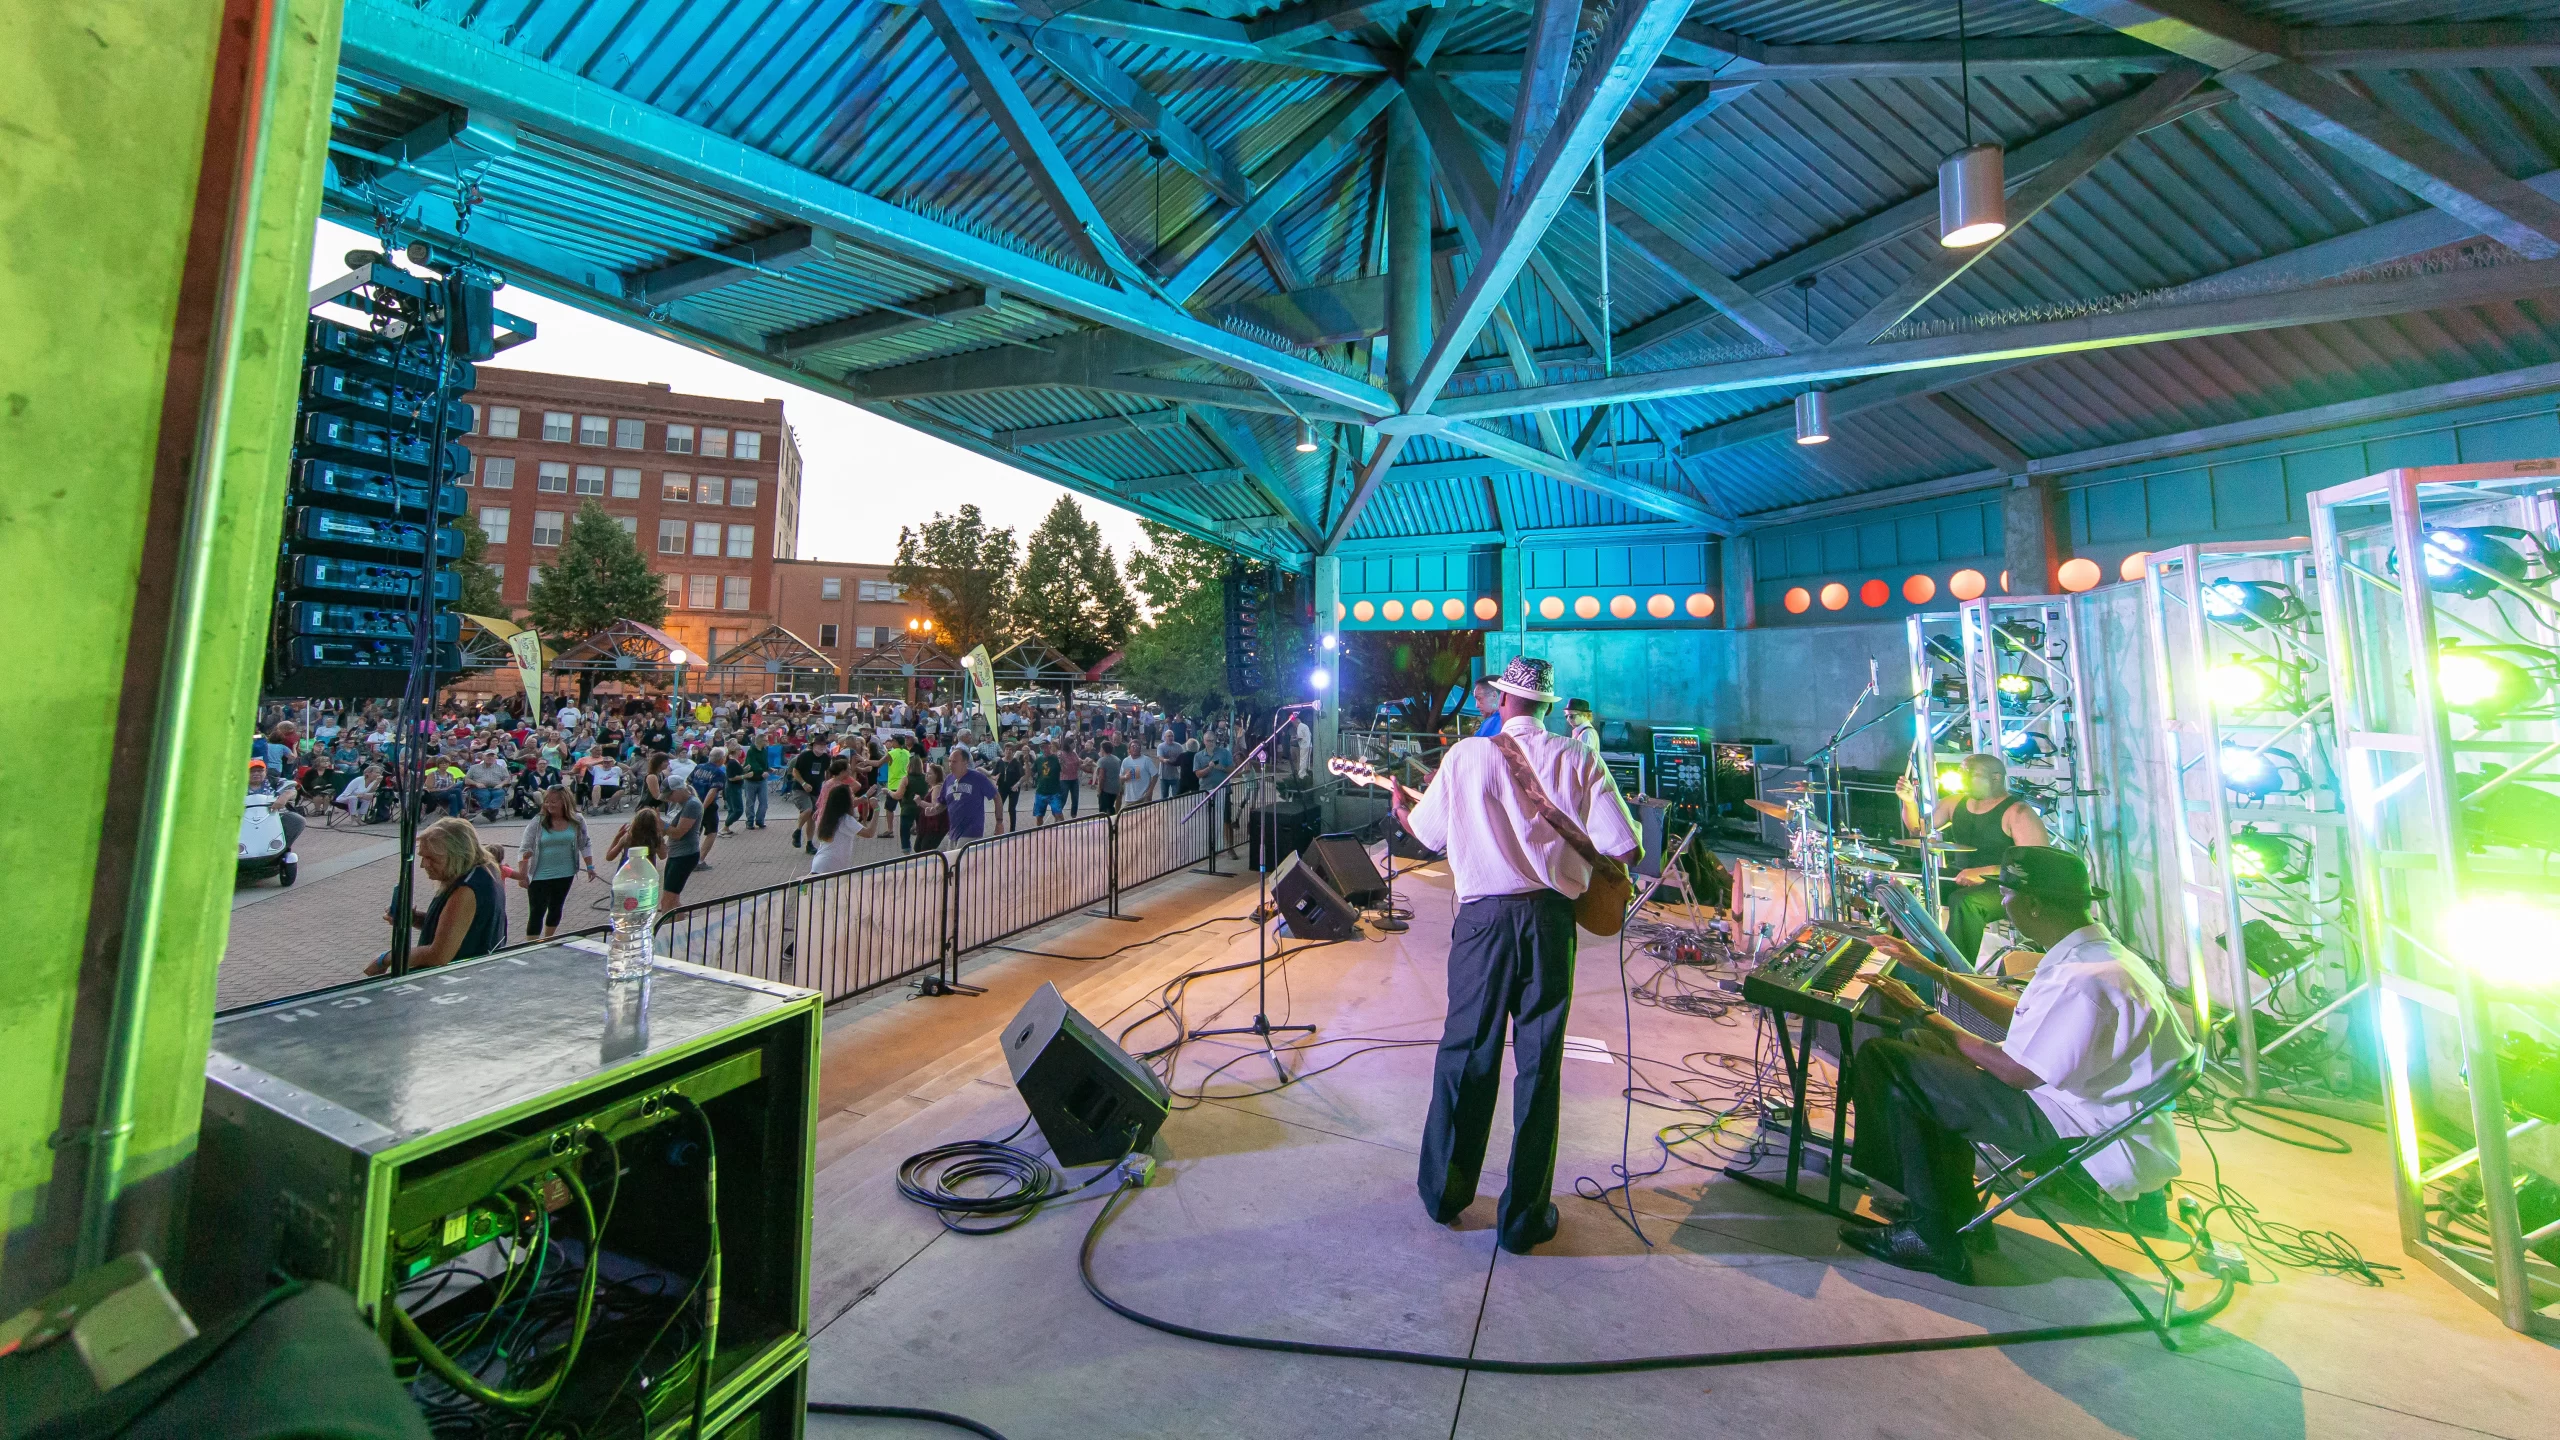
1896, 753, 2050, 962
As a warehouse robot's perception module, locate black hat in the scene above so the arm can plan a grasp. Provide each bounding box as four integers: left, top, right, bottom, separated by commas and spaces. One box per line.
1998, 846, 2107, 903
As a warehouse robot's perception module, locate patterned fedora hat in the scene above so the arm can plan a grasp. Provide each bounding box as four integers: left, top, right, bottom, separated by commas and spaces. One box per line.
1490, 656, 1557, 702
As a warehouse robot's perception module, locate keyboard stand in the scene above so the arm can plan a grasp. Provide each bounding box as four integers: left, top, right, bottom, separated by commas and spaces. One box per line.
1723, 1004, 1866, 1222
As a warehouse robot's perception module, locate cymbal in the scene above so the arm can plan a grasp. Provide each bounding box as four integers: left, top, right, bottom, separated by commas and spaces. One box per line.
1744, 798, 1791, 819
1888, 837, 1975, 853
1764, 783, 1821, 796
1837, 855, 1901, 873
1832, 841, 1898, 867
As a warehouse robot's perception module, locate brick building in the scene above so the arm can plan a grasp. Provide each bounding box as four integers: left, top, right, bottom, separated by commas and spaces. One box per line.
459, 371, 802, 665
772, 558, 925, 685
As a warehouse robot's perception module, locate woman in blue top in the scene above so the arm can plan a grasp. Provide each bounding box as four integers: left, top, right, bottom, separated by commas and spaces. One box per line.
364, 817, 506, 975
517, 786, 597, 941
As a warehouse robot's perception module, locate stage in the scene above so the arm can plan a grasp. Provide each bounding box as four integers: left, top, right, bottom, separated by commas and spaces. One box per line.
797, 861, 2559, 1439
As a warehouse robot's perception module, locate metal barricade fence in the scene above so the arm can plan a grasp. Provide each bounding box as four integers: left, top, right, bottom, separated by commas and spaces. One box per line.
948, 814, 1113, 954
1111, 792, 1222, 891
653, 850, 948, 998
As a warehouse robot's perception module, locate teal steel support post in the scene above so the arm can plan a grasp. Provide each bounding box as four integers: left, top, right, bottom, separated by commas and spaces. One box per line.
1314, 555, 1343, 766
1386, 97, 1431, 404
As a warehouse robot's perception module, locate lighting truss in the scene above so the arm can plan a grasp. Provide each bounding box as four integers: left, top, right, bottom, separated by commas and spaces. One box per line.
1906, 595, 2100, 902
2311, 458, 2560, 1340
2140, 541, 2353, 1103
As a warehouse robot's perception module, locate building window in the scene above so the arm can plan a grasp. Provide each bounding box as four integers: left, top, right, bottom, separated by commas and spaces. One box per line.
659, 573, 682, 607
722, 575, 750, 610
689, 573, 718, 609
692, 521, 722, 557
658, 518, 687, 554
537, 461, 569, 493
532, 510, 565, 547
479, 456, 513, 489
665, 424, 694, 454
859, 579, 903, 602
730, 476, 757, 507
853, 625, 876, 649
524, 564, 544, 592
478, 506, 510, 544
820, 623, 838, 648
610, 467, 641, 498
486, 406, 520, 439
615, 417, 645, 449
579, 414, 609, 445
701, 427, 729, 458
543, 411, 573, 442
662, 472, 691, 503
726, 523, 754, 559
820, 577, 842, 600
614, 514, 638, 537
734, 430, 761, 461
697, 475, 726, 506
574, 464, 605, 496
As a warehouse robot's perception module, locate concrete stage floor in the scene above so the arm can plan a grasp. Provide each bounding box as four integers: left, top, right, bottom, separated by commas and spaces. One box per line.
798, 859, 2558, 1439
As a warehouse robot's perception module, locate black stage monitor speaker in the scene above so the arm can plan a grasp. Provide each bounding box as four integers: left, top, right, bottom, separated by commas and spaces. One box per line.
1271, 851, 1362, 940
1306, 832, 1389, 907
1249, 801, 1323, 871
1001, 982, 1171, 1166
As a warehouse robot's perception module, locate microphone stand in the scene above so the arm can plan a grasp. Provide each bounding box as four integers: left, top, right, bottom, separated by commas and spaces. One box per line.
1185, 707, 1319, 1080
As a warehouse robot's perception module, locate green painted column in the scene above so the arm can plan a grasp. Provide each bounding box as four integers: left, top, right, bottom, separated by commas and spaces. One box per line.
1492, 541, 1528, 673
1, 0, 342, 1307
1312, 555, 1342, 764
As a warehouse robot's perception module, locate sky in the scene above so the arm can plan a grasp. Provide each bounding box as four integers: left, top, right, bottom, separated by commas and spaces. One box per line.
310, 220, 1149, 571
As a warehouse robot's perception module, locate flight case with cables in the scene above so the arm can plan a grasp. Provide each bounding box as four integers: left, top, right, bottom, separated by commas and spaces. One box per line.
181, 942, 821, 1438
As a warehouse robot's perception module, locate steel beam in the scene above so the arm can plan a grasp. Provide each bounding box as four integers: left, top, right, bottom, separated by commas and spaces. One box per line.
884, 0, 1390, 75
1113, 468, 1249, 495
1605, 81, 1755, 171
765, 285, 1004, 361
1922, 393, 2033, 471
339, 0, 1393, 417
627, 224, 836, 306
850, 327, 1177, 398
1438, 32, 2181, 81
1387, 97, 1433, 402
1157, 80, 1399, 303
1247, 0, 1438, 51
1441, 257, 2560, 417
1835, 65, 2212, 345
1191, 406, 1322, 549
1505, 0, 1582, 198
1679, 362, 2032, 456
996, 408, 1187, 447
1211, 275, 1388, 347
355, 107, 518, 203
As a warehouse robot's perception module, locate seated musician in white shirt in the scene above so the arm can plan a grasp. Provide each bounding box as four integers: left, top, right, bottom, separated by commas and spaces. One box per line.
1842, 847, 2194, 1283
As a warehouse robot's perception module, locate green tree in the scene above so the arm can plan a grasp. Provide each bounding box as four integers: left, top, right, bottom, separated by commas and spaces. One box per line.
889, 504, 1017, 655
1115, 522, 1306, 713
449, 515, 506, 619
527, 500, 666, 673
1013, 495, 1138, 667
1342, 629, 1482, 733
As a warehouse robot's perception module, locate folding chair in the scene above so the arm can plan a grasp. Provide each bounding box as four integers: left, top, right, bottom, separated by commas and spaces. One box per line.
1958, 1053, 2213, 1349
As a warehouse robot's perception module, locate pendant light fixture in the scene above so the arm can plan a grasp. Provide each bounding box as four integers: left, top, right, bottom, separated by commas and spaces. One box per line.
1794, 390, 1831, 445
1295, 421, 1319, 453
1938, 0, 2006, 248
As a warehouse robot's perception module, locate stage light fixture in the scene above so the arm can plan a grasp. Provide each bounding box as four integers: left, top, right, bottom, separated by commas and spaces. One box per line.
2208, 655, 2296, 713
1992, 620, 2045, 654
1937, 764, 1968, 796
1995, 672, 2031, 695
2218, 743, 2295, 798
2000, 728, 2054, 763
1320, 633, 1337, 650
1931, 675, 1969, 704
2445, 894, 2560, 993
2228, 825, 2311, 885
1308, 668, 1330, 691
2198, 578, 2305, 631
2410, 525, 2532, 600
1924, 635, 1964, 666
2434, 642, 2546, 721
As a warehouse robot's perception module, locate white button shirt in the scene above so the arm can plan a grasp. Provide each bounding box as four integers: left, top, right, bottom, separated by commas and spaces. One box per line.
1999, 924, 2195, 1198
1404, 716, 1641, 903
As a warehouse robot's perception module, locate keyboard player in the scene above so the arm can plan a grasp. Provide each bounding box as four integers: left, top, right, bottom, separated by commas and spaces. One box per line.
1838, 848, 2194, 1284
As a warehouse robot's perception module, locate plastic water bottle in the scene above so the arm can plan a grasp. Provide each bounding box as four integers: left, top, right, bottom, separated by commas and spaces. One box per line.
608, 848, 660, 979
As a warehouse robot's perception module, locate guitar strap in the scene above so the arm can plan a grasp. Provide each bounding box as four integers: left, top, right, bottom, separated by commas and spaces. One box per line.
1487, 733, 1609, 873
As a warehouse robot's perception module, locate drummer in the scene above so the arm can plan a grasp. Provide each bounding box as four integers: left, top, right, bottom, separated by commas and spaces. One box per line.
1894, 752, 2048, 963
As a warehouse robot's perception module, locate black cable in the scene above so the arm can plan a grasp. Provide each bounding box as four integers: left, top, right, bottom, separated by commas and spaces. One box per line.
664, 1095, 724, 1439
809, 1401, 1012, 1438
896, 1127, 1132, 1235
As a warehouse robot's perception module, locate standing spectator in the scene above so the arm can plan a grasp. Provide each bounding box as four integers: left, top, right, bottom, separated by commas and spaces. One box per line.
896, 752, 931, 852
659, 782, 704, 909
1095, 741, 1123, 815
1030, 742, 1066, 827
642, 752, 674, 812
808, 785, 859, 875
1175, 739, 1201, 796
1060, 743, 1083, 818
743, 730, 773, 831
692, 748, 727, 870
915, 763, 950, 850
788, 739, 829, 849
720, 746, 748, 837
940, 748, 1000, 848
1120, 743, 1160, 806
994, 744, 1025, 833
517, 787, 596, 942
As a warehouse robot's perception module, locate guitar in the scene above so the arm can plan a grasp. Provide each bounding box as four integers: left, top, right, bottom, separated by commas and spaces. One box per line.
1326, 752, 1634, 938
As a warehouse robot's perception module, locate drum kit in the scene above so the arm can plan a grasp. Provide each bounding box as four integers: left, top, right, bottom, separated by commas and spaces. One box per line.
1742, 784, 1974, 930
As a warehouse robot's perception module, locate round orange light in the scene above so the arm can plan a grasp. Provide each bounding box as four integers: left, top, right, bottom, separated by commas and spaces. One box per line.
1950, 569, 1986, 600
1686, 593, 1713, 618
1784, 587, 1811, 614
1474, 597, 1498, 620
1438, 598, 1461, 621
2057, 558, 2101, 593
1574, 595, 1601, 619
1382, 599, 1404, 621
1819, 583, 1850, 611
1539, 595, 1564, 619
1860, 579, 1890, 608
1335, 602, 1347, 621
1412, 597, 1433, 620
2000, 569, 2012, 593
1353, 600, 1375, 622
1903, 574, 1936, 604
1647, 594, 1675, 619
1609, 594, 1637, 619
2119, 551, 2150, 583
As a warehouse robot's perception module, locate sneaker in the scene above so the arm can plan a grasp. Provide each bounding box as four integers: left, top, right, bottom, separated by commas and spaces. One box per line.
1498, 1202, 1561, 1255
1839, 1220, 1975, 1284
695, 861, 713, 872
790, 832, 802, 850
1865, 1194, 1998, 1253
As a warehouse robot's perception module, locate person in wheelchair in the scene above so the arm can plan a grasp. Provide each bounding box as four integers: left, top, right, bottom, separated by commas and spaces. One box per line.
1841, 847, 2193, 1283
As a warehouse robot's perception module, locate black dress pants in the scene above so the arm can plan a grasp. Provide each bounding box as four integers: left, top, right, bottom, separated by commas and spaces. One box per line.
1417, 890, 1577, 1247
1848, 1036, 2059, 1246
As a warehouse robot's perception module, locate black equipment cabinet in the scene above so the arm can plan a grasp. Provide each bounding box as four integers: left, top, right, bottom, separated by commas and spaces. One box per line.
183, 944, 821, 1439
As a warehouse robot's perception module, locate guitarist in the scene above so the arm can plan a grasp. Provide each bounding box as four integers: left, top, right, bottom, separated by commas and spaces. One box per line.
1390, 656, 1641, 1254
